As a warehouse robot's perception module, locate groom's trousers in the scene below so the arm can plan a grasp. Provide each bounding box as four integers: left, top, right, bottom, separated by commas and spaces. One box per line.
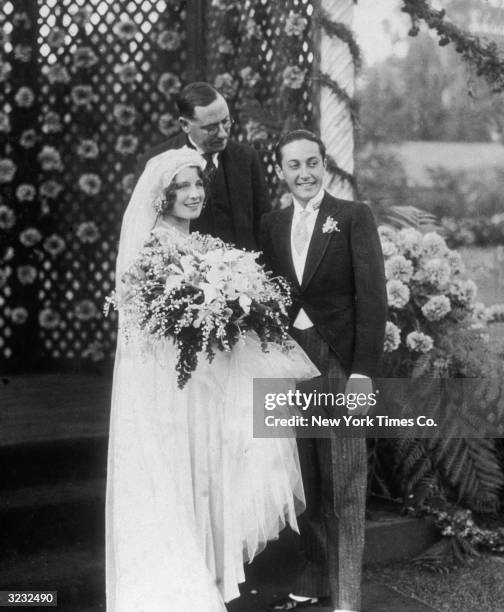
290, 327, 367, 612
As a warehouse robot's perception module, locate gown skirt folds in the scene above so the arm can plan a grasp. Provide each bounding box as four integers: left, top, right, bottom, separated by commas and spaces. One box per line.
106, 331, 318, 612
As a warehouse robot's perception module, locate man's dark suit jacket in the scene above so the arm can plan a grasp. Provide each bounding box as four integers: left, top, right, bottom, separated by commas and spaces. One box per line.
260, 191, 387, 378
136, 132, 271, 251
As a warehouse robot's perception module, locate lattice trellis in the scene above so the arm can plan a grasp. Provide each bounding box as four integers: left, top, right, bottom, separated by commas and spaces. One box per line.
0, 0, 331, 370
206, 0, 316, 202
0, 0, 188, 369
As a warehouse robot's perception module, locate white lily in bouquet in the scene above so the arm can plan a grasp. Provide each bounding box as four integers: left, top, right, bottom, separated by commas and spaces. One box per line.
106, 232, 292, 388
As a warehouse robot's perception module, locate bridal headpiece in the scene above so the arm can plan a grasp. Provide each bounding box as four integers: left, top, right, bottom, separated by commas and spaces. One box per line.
115, 146, 205, 282
147, 146, 206, 214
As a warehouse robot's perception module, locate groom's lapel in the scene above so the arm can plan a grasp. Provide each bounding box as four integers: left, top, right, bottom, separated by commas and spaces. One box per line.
301, 193, 334, 290
275, 205, 299, 288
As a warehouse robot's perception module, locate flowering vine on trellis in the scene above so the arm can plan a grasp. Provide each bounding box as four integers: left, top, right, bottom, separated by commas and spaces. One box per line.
207, 0, 360, 198
0, 0, 189, 368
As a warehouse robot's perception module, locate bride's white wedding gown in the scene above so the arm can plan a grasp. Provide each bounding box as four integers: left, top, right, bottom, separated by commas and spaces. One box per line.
106, 227, 318, 612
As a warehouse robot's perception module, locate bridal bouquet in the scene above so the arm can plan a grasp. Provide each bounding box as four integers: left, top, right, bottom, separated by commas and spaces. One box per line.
106, 232, 292, 388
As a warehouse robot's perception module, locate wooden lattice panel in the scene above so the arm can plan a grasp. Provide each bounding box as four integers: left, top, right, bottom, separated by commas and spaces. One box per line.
0, 0, 187, 368
0, 0, 317, 369
206, 0, 316, 204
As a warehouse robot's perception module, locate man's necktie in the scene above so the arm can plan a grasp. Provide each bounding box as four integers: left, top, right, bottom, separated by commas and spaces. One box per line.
203, 153, 217, 186
293, 209, 311, 255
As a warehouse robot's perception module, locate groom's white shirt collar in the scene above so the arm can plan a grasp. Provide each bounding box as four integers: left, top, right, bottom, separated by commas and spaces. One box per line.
188, 136, 220, 168
291, 187, 325, 214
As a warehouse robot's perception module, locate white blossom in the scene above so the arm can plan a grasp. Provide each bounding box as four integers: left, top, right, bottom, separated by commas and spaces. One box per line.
406, 331, 433, 353
421, 295, 451, 322
383, 321, 401, 352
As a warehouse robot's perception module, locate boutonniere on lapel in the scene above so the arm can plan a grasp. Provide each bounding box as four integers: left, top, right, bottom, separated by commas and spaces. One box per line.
322, 216, 340, 234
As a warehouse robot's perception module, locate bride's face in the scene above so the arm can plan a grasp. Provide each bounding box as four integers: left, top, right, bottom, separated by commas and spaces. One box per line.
167, 166, 205, 221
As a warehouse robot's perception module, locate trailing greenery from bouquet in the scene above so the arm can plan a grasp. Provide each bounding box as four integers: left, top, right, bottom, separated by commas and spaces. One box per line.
105, 232, 292, 389
368, 225, 504, 518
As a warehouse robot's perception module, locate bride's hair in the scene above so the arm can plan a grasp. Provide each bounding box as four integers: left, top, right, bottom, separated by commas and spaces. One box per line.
155, 165, 205, 216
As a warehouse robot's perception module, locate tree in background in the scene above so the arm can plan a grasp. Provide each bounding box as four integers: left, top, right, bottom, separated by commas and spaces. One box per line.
357, 0, 504, 145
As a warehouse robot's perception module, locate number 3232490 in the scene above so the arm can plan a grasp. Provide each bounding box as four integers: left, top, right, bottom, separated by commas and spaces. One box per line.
0, 591, 57, 606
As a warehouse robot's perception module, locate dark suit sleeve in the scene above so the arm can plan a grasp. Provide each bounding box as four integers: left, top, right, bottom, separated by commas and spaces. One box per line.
250, 148, 272, 246
259, 213, 274, 272
350, 202, 387, 377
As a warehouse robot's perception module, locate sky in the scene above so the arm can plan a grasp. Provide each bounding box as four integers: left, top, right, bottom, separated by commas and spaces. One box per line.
353, 0, 409, 66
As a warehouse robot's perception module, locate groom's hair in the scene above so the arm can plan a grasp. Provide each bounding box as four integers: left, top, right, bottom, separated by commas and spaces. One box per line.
177, 82, 221, 119
275, 129, 326, 165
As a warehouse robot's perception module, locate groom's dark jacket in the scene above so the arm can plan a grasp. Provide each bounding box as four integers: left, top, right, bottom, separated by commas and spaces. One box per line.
260, 191, 387, 378
136, 132, 271, 251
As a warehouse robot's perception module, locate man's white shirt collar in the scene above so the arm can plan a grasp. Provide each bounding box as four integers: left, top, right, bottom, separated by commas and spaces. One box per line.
188, 136, 219, 167
292, 188, 325, 214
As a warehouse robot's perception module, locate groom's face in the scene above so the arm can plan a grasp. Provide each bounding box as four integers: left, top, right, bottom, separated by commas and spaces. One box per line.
179, 94, 231, 154
276, 139, 325, 205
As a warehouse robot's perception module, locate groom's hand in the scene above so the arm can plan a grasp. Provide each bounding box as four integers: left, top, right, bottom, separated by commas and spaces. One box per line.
345, 374, 373, 416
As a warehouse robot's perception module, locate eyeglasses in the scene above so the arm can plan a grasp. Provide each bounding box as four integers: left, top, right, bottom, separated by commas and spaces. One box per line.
188, 117, 234, 136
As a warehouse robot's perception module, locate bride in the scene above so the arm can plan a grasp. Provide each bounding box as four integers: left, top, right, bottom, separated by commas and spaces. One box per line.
106, 147, 318, 611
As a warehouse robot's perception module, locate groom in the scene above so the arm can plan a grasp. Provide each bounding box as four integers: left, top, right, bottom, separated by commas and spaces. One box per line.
260, 130, 387, 612
136, 81, 270, 251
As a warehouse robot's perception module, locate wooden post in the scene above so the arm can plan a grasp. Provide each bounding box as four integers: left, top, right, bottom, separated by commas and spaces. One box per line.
186, 0, 207, 82
316, 0, 355, 200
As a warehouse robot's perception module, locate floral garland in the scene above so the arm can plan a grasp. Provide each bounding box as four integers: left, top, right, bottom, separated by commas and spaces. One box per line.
401, 0, 504, 92
409, 502, 504, 570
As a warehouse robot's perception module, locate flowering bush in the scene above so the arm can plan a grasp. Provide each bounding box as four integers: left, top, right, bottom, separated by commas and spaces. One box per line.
106, 232, 292, 388
442, 214, 504, 247
379, 226, 489, 377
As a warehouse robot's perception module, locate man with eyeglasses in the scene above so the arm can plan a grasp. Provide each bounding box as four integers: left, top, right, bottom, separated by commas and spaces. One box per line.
136, 81, 271, 250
